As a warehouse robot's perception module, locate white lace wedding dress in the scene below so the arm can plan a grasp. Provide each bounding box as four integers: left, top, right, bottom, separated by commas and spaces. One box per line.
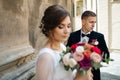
36, 43, 74, 80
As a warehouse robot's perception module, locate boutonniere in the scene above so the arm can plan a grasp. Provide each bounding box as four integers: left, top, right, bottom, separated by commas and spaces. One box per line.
91, 39, 99, 45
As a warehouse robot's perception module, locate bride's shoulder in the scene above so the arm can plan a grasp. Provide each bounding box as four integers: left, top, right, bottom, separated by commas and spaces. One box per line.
38, 48, 53, 56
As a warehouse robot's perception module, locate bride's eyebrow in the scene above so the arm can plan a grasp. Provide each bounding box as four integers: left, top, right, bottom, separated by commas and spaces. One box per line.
60, 22, 71, 26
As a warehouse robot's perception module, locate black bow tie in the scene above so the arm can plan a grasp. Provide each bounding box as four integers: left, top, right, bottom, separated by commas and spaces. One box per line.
82, 33, 90, 37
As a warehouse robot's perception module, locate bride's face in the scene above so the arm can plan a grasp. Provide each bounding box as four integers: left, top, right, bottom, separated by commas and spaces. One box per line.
50, 16, 71, 42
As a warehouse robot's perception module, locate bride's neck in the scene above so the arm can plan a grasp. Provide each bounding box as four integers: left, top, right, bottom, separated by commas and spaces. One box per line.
45, 40, 61, 51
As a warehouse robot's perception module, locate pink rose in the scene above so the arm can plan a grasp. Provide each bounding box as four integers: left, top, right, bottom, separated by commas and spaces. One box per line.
73, 52, 84, 62
90, 52, 102, 63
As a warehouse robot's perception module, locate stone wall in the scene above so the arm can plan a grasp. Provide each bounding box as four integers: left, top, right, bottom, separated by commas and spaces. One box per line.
97, 0, 120, 51
0, 0, 72, 80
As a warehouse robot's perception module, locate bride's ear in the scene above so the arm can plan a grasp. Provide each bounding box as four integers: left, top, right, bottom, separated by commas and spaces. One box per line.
49, 30, 54, 38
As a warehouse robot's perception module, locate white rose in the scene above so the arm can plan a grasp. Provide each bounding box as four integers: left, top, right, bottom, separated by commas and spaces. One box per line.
75, 46, 84, 53
94, 41, 99, 45
63, 53, 71, 66
68, 58, 77, 68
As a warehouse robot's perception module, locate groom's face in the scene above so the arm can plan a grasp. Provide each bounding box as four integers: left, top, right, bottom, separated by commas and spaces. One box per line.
82, 16, 96, 33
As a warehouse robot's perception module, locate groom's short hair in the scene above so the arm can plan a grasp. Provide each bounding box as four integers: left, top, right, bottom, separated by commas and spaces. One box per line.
81, 10, 96, 20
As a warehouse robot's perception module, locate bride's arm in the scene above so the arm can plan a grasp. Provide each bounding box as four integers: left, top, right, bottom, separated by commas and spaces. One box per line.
36, 53, 54, 80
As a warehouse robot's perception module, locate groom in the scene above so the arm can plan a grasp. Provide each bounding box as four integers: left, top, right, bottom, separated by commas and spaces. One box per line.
67, 10, 110, 80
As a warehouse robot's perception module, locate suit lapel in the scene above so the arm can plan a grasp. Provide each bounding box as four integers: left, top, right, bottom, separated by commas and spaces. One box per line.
79, 30, 81, 42
88, 31, 94, 43
75, 30, 81, 43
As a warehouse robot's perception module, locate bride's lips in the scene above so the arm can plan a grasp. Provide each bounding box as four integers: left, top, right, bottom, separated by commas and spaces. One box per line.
62, 35, 69, 38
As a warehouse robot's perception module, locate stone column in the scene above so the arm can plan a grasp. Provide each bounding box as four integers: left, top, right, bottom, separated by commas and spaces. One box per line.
0, 0, 35, 80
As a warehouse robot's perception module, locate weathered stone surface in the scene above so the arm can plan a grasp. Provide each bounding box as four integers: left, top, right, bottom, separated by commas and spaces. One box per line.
0, 0, 72, 79
0, 60, 35, 80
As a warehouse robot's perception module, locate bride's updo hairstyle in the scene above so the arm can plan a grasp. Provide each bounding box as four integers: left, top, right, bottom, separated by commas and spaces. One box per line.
39, 5, 70, 37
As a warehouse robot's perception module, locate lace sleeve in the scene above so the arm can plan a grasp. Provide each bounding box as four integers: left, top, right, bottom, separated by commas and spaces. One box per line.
36, 53, 54, 80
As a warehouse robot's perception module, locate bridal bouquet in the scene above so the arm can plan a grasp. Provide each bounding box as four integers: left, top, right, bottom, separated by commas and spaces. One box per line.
60, 39, 102, 74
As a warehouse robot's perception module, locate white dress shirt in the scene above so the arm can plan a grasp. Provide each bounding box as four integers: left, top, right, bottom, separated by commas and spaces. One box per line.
80, 30, 91, 43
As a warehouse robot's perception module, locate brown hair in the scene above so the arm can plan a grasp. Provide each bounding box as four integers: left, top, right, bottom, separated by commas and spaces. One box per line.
81, 10, 96, 20
39, 5, 70, 37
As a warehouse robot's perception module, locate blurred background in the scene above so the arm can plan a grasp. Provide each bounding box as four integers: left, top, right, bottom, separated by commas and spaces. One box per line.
0, 0, 120, 80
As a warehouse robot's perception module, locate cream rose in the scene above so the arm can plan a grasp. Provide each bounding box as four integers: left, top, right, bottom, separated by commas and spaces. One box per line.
68, 58, 77, 68
63, 53, 71, 66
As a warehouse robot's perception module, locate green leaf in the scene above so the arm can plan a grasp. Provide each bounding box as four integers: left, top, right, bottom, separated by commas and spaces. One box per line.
64, 65, 70, 71
76, 68, 88, 75
59, 57, 62, 62
82, 70, 87, 75
102, 52, 114, 64
105, 58, 109, 64
110, 58, 114, 61
82, 39, 87, 43
91, 61, 102, 69
105, 58, 114, 64
62, 46, 71, 54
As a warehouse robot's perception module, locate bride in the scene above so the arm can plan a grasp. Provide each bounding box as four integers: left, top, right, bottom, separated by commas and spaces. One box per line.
35, 5, 73, 80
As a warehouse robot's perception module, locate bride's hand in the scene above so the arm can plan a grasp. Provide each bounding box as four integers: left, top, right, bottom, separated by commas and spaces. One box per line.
87, 68, 93, 80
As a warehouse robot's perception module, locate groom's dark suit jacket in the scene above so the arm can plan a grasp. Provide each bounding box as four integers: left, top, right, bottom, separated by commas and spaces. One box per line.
66, 30, 110, 80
